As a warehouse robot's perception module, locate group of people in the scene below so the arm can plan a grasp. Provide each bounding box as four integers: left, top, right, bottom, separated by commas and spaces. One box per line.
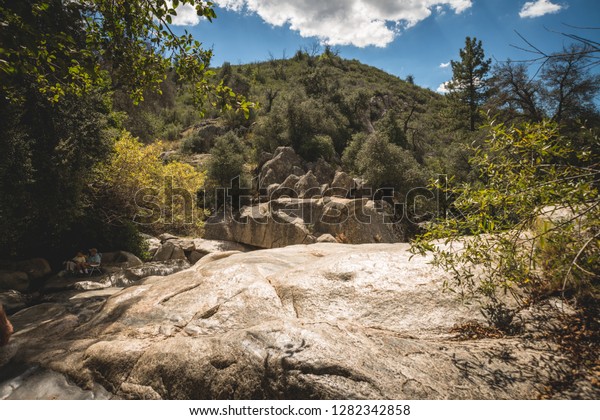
65, 248, 101, 274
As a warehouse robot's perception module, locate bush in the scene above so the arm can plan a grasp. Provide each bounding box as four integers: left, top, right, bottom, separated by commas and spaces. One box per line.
356, 133, 426, 195
299, 135, 335, 162
252, 110, 289, 155
412, 120, 600, 302
181, 131, 213, 154
92, 131, 205, 236
207, 132, 247, 187
342, 133, 368, 174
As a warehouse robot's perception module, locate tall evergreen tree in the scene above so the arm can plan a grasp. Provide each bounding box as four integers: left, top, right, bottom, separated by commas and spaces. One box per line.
447, 37, 491, 131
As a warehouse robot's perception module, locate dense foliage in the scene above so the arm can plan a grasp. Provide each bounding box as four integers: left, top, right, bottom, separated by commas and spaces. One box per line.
413, 118, 599, 299
0, 0, 248, 261
92, 132, 205, 235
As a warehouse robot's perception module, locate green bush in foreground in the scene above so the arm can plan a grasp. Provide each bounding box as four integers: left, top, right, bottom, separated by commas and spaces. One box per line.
411, 119, 599, 303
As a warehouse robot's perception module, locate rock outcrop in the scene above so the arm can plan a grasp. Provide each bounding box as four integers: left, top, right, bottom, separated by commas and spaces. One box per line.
206, 146, 402, 249
2, 243, 593, 399
259, 147, 304, 187
147, 235, 254, 265
205, 197, 399, 248
0, 258, 51, 292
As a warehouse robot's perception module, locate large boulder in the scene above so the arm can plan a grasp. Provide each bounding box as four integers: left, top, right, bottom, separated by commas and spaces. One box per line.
152, 242, 177, 262
204, 197, 398, 248
259, 147, 303, 187
294, 171, 320, 199
14, 258, 51, 281
4, 243, 593, 399
0, 271, 29, 292
270, 174, 300, 200
329, 171, 355, 197
101, 251, 143, 268
309, 158, 336, 185
315, 198, 397, 243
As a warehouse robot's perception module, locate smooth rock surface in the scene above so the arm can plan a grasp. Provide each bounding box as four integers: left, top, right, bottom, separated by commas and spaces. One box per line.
2, 243, 590, 399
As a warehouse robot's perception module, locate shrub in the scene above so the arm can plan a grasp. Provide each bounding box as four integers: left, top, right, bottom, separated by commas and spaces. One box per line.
207, 132, 247, 187
356, 133, 426, 195
92, 131, 205, 236
412, 120, 599, 303
181, 131, 213, 154
299, 135, 335, 162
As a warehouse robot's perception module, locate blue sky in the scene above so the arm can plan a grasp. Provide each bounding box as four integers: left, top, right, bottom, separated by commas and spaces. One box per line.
170, 0, 599, 93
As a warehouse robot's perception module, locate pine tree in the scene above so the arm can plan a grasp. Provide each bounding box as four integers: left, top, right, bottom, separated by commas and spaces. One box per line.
447, 37, 491, 131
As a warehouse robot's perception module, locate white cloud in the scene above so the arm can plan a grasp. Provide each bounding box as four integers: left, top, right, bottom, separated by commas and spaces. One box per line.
519, 0, 564, 18
168, 1, 201, 26
440, 61, 451, 68
436, 81, 450, 94
213, 0, 473, 47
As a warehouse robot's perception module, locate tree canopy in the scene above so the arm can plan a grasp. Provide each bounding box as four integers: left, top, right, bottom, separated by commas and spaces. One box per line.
447, 37, 491, 131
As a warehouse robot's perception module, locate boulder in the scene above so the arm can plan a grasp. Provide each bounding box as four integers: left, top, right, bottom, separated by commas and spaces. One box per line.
260, 168, 278, 188
257, 151, 273, 169
192, 239, 254, 256
166, 238, 195, 252
315, 198, 397, 244
187, 251, 205, 265
4, 243, 594, 399
260, 147, 303, 186
291, 166, 305, 177
311, 158, 336, 185
0, 290, 30, 314
12, 258, 51, 281
270, 175, 300, 200
294, 171, 321, 199
204, 197, 398, 248
316, 233, 337, 243
170, 246, 187, 261
141, 234, 161, 256
0, 271, 29, 292
101, 251, 143, 268
329, 171, 355, 197
152, 242, 176, 262
266, 183, 280, 199
158, 233, 179, 242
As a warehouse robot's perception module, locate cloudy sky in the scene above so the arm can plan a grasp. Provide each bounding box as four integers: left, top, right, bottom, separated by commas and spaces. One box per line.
170, 0, 599, 92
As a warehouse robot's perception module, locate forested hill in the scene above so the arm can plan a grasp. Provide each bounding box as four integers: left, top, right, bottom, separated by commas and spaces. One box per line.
121, 49, 471, 194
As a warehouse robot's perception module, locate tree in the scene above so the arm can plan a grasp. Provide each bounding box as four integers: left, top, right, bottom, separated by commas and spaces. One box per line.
447, 37, 491, 131
491, 46, 600, 126
412, 119, 599, 305
207, 132, 247, 188
355, 133, 426, 196
542, 45, 600, 124
489, 60, 544, 123
92, 132, 205, 235
0, 0, 250, 259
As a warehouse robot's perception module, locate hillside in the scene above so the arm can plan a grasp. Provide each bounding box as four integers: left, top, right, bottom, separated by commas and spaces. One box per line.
120, 50, 470, 192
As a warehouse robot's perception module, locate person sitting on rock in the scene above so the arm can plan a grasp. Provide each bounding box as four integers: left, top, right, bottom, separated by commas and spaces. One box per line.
73, 251, 88, 274
86, 248, 101, 268
0, 304, 13, 347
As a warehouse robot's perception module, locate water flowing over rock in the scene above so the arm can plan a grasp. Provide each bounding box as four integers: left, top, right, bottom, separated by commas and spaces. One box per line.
2, 243, 593, 399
